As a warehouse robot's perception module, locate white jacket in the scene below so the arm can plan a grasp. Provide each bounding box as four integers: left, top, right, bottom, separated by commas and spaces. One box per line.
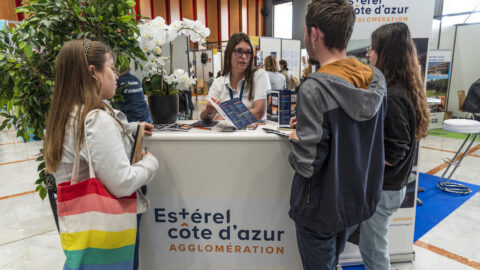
53, 107, 159, 213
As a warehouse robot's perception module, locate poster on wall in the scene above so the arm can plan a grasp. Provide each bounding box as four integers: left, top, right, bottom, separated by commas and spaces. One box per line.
426, 50, 452, 111
341, 0, 435, 265
281, 50, 299, 76
426, 50, 451, 129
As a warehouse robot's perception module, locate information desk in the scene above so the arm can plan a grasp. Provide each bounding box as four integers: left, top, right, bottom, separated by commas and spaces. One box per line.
140, 125, 416, 269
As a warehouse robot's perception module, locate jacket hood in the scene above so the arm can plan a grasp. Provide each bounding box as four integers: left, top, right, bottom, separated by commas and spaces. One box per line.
307, 66, 386, 121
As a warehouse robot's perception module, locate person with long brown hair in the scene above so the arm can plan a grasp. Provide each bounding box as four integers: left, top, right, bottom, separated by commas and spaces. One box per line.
264, 55, 286, 90
360, 22, 429, 270
44, 39, 158, 269
200, 33, 271, 121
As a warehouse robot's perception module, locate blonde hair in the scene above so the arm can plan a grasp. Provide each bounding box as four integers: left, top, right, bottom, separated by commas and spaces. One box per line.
44, 39, 117, 173
264, 55, 280, 72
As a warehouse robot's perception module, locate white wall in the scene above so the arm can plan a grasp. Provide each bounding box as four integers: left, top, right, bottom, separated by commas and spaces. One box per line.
447, 24, 480, 116
430, 19, 441, 49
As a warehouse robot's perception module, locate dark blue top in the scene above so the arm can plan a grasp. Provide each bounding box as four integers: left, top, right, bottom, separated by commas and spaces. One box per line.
116, 72, 152, 123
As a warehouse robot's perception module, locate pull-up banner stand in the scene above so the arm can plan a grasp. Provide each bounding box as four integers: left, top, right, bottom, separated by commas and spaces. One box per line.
342, 0, 435, 266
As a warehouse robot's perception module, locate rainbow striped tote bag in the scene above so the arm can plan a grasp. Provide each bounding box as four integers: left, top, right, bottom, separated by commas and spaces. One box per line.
57, 137, 137, 270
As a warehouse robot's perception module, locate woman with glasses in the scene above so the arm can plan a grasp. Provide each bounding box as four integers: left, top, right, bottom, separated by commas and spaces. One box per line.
200, 33, 271, 121
359, 22, 429, 270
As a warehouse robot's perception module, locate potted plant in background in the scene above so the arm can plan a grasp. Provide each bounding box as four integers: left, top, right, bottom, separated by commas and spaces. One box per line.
0, 0, 144, 199
137, 16, 209, 124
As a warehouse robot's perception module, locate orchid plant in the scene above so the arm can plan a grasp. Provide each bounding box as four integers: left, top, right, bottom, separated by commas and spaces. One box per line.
138, 17, 210, 96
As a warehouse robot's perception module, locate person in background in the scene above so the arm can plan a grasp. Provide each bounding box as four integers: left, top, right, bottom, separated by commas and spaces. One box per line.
200, 33, 271, 121
360, 22, 429, 270
116, 64, 152, 123
463, 78, 480, 119
207, 71, 215, 88
301, 61, 312, 82
288, 1, 387, 269
264, 55, 286, 90
43, 39, 159, 270
301, 56, 307, 70
279, 59, 296, 90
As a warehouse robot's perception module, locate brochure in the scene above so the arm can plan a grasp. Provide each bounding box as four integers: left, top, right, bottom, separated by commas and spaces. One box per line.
206, 97, 258, 129
154, 123, 192, 132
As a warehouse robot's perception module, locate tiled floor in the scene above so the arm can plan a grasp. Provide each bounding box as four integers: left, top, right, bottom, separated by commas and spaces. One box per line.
1, 112, 479, 270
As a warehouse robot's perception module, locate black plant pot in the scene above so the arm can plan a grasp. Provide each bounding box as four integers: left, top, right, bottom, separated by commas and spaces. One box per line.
148, 94, 179, 124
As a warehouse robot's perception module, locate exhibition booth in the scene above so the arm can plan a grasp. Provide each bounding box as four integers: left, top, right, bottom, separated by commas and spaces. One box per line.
135, 0, 439, 268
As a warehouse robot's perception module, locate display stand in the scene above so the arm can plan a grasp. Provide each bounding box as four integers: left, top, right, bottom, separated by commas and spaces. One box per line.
139, 125, 418, 269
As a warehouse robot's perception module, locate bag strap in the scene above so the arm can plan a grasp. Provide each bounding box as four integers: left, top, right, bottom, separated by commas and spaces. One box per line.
71, 116, 96, 184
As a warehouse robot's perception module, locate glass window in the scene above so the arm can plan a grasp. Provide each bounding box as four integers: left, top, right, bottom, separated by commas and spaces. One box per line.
465, 12, 480, 23
443, 0, 480, 15
273, 2, 292, 39
441, 14, 469, 26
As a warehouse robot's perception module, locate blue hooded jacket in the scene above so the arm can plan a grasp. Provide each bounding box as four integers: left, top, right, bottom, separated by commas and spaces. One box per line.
289, 64, 387, 233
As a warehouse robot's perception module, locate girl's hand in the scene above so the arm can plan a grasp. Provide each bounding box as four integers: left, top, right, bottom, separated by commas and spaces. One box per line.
142, 122, 154, 136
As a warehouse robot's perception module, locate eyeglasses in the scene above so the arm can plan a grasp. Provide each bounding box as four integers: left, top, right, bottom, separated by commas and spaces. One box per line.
233, 48, 253, 58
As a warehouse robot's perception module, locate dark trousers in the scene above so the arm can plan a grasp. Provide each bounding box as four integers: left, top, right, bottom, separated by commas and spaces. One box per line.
133, 214, 142, 270
295, 222, 358, 270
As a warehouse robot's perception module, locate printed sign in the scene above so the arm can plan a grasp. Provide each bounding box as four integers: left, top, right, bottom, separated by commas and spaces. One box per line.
141, 197, 300, 269
349, 0, 435, 39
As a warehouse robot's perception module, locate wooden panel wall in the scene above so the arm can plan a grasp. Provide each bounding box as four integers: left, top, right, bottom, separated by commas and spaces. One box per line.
229, 0, 240, 38
248, 0, 256, 36
0, 0, 21, 21
170, 0, 181, 22
153, 0, 168, 20
205, 0, 219, 44
220, 0, 229, 41
138, 0, 153, 19
195, 0, 206, 25
180, 0, 194, 20
136, 0, 265, 43
241, 0, 247, 33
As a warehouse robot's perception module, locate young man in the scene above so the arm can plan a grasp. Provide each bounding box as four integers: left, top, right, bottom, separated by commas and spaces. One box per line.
288, 1, 387, 269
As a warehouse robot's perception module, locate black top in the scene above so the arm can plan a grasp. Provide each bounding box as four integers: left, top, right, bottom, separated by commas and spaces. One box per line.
463, 79, 480, 114
383, 83, 417, 190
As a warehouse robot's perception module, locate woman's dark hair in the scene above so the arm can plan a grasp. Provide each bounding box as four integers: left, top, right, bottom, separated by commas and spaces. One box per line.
279, 59, 288, 71
371, 22, 429, 139
223, 33, 256, 100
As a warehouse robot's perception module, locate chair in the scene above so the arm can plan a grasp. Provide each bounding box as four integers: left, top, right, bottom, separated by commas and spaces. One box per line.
437, 119, 480, 195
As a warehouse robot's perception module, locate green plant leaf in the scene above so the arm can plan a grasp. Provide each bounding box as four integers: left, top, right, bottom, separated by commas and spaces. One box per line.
39, 186, 47, 200
120, 15, 132, 23
15, 7, 29, 13
126, 0, 136, 7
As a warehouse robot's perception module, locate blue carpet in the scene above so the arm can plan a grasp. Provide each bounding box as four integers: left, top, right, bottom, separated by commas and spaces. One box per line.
343, 173, 480, 270
414, 173, 480, 241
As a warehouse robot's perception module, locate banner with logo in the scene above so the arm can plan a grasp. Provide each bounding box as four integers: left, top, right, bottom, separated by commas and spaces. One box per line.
140, 139, 302, 269
342, 0, 435, 265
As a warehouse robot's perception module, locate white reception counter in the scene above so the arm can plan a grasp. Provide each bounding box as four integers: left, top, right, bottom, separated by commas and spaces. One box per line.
139, 125, 416, 269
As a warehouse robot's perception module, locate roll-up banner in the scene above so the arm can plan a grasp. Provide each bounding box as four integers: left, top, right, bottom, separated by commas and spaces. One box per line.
342, 0, 435, 265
